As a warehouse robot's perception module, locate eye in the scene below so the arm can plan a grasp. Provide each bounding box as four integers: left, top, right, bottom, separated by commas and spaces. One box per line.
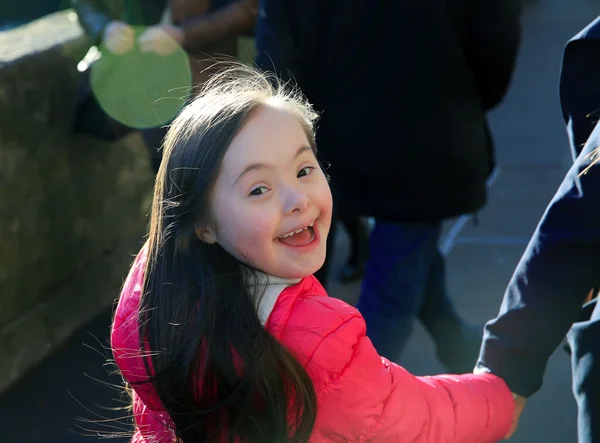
298, 166, 315, 178
249, 185, 269, 196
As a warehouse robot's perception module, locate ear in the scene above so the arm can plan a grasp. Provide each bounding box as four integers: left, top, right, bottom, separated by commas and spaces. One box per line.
195, 224, 217, 244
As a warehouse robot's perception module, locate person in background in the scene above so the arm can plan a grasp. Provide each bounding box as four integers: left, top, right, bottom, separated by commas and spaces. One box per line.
255, 0, 523, 373
72, 0, 258, 174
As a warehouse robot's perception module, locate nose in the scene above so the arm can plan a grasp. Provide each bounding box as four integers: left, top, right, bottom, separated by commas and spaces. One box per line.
282, 185, 310, 214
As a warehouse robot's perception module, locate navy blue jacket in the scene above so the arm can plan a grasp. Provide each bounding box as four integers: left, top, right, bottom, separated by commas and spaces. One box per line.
477, 16, 600, 397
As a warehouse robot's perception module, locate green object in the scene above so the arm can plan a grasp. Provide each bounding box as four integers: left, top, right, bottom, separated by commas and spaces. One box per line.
237, 37, 256, 65
90, 27, 192, 129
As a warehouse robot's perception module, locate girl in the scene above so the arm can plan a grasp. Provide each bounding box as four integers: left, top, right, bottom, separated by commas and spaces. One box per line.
111, 65, 516, 442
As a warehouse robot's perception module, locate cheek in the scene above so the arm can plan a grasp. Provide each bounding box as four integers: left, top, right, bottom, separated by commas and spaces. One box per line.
237, 216, 276, 247
215, 202, 278, 254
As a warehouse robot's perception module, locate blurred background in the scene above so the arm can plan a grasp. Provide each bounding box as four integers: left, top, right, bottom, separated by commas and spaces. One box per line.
0, 1, 70, 30
0, 0, 599, 442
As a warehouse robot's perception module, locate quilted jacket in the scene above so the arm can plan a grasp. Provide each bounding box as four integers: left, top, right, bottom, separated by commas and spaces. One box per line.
112, 246, 514, 442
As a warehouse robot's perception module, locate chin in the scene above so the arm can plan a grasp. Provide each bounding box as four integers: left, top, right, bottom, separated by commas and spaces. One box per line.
265, 251, 326, 279
300, 258, 327, 278
280, 261, 324, 280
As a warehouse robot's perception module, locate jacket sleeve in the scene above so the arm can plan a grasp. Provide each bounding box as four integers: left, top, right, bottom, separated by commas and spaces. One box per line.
130, 389, 176, 443
307, 313, 514, 442
112, 246, 176, 442
71, 0, 112, 44
477, 123, 600, 397
466, 0, 524, 110
179, 0, 259, 50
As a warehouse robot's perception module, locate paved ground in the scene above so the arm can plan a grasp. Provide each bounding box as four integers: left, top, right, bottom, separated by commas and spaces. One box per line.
1, 2, 597, 442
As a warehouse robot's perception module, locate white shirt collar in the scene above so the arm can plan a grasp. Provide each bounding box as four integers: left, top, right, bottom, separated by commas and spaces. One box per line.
249, 272, 301, 325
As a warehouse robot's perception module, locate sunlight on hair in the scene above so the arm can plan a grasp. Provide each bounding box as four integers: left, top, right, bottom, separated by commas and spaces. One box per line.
581, 146, 600, 176
162, 63, 318, 160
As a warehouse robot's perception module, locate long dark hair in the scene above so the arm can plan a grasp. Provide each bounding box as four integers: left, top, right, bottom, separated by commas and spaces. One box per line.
138, 66, 318, 442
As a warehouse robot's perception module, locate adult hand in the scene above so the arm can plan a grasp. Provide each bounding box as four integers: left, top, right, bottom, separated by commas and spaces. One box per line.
103, 20, 135, 55
138, 24, 185, 56
504, 393, 527, 440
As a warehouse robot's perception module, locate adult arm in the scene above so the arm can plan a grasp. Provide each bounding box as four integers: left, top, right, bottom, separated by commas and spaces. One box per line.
477, 124, 600, 397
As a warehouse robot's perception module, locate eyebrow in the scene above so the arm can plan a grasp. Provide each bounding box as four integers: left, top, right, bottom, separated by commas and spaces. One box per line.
233, 145, 312, 184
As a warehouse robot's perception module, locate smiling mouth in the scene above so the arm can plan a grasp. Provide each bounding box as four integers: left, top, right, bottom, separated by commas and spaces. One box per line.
277, 222, 316, 246
278, 221, 315, 239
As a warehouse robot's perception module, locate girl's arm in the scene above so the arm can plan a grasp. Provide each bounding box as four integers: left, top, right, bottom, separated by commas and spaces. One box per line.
306, 310, 514, 442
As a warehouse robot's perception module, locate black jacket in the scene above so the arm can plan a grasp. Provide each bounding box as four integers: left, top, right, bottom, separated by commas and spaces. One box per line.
256, 0, 523, 222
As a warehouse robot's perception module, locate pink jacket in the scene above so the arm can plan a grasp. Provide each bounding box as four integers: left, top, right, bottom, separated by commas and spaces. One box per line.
112, 247, 514, 442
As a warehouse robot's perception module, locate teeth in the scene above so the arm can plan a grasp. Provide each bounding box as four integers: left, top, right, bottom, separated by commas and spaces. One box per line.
278, 222, 315, 239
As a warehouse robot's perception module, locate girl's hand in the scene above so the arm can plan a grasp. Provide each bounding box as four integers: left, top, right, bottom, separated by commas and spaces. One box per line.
138, 25, 185, 56
504, 393, 527, 439
103, 20, 135, 55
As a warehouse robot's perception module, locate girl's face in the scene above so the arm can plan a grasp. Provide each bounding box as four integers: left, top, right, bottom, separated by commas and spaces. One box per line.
199, 105, 332, 279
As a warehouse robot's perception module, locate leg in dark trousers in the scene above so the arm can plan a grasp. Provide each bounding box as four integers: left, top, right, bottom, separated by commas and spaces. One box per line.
568, 301, 600, 443
356, 221, 480, 371
418, 248, 483, 373
356, 222, 445, 358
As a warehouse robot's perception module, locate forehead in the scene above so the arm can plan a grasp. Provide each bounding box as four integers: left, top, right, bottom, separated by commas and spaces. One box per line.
221, 105, 310, 175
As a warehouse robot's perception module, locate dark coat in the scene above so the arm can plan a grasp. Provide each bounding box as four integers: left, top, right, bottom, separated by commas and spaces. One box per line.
255, 0, 523, 222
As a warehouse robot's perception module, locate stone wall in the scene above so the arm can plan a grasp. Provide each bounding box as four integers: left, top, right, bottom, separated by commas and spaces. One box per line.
0, 11, 154, 394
